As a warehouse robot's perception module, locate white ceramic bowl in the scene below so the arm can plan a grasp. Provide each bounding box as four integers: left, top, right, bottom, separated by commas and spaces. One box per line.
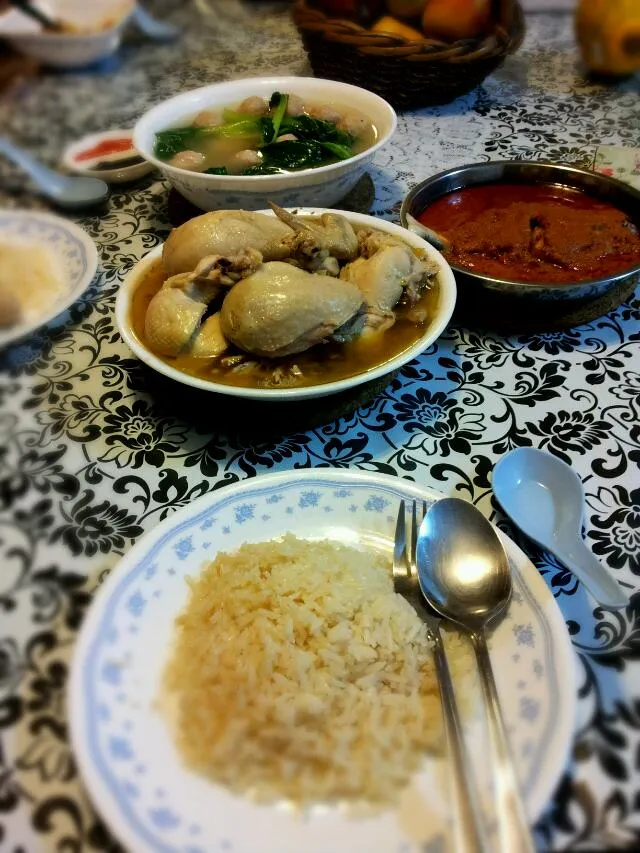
0, 0, 132, 68
133, 77, 397, 211
115, 208, 456, 401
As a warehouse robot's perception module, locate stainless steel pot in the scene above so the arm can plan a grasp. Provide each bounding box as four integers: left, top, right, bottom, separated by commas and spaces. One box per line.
400, 160, 640, 302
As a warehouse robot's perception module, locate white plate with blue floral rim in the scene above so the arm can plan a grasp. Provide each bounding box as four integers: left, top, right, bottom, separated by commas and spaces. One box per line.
70, 470, 577, 853
0, 209, 99, 349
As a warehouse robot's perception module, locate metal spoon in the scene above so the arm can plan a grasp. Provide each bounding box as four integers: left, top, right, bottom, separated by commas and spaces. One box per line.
0, 137, 109, 210
416, 497, 536, 853
493, 447, 629, 610
405, 212, 451, 254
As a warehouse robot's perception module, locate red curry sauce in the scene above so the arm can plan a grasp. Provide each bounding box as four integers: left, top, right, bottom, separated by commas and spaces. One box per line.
418, 183, 640, 283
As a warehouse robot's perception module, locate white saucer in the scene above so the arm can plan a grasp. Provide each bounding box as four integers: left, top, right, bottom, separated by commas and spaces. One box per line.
63, 130, 154, 184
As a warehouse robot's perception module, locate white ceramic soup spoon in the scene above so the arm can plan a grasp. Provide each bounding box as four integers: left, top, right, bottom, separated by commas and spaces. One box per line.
493, 447, 630, 610
0, 137, 109, 210
131, 4, 180, 42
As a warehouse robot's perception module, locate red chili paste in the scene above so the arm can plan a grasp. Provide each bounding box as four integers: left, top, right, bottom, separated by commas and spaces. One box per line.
75, 137, 133, 162
418, 183, 640, 283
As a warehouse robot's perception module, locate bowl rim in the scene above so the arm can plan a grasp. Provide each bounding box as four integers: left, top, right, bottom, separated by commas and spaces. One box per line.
115, 207, 457, 401
2, 18, 130, 43
400, 159, 640, 291
62, 128, 154, 180
132, 76, 398, 185
0, 1, 134, 40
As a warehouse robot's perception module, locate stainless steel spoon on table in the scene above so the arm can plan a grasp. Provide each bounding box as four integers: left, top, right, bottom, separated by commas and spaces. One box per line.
416, 498, 536, 853
393, 500, 490, 853
0, 137, 109, 210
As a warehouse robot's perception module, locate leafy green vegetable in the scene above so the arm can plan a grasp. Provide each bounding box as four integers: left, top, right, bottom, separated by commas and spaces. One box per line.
281, 114, 354, 148
222, 108, 252, 123
154, 91, 360, 169
154, 128, 197, 160
154, 119, 265, 160
198, 119, 262, 139
319, 141, 353, 161
259, 140, 332, 171
243, 163, 283, 175
258, 116, 275, 144
268, 92, 289, 142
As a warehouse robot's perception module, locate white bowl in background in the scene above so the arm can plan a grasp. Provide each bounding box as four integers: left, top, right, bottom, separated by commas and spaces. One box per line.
0, 0, 133, 68
133, 77, 397, 211
115, 208, 456, 401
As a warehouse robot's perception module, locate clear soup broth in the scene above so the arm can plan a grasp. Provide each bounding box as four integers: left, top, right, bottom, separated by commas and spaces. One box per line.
154, 91, 378, 176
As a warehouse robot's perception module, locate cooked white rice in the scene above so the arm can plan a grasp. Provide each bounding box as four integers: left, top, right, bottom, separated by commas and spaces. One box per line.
164, 534, 471, 806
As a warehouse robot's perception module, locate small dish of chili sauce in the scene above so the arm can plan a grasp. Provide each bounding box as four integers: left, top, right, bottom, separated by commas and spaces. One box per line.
63, 129, 154, 184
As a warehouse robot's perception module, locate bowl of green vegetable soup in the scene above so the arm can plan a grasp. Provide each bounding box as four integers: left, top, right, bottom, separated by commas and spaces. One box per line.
133, 76, 397, 211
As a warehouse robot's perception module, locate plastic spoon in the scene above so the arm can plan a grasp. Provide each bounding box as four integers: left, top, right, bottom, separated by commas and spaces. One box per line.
493, 447, 629, 610
0, 137, 109, 209
131, 4, 180, 41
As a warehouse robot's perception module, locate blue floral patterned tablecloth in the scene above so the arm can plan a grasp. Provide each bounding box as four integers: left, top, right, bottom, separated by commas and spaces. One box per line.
0, 2, 639, 851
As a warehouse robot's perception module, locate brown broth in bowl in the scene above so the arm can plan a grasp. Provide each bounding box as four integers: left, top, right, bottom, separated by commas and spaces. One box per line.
130, 260, 441, 390
418, 183, 640, 283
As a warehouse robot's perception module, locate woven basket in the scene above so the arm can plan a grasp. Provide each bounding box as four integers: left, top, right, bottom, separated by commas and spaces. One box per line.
292, 0, 525, 110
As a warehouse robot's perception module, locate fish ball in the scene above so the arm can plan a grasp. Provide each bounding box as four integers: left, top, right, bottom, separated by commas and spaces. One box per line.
286, 94, 306, 116
238, 96, 268, 116
338, 114, 370, 138
169, 150, 207, 171
311, 105, 341, 124
233, 149, 262, 168
193, 109, 220, 127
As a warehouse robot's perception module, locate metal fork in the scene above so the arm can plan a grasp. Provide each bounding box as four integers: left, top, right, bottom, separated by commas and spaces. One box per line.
393, 499, 490, 853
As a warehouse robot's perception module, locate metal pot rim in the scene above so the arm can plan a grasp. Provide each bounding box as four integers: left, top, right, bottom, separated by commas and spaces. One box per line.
399, 160, 640, 293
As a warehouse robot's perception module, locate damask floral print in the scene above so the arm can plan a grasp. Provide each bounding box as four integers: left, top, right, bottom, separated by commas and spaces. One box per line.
525, 329, 584, 355
588, 486, 640, 575
102, 400, 190, 468
393, 388, 485, 456
527, 411, 612, 461
0, 639, 23, 701
0, 3, 638, 852
52, 491, 144, 557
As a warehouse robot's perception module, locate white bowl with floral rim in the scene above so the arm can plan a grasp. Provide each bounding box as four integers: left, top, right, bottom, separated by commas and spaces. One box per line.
133, 77, 397, 211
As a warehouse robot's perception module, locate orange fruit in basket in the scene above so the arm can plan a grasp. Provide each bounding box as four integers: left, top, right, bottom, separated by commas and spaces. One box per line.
372, 15, 425, 40
421, 0, 491, 41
